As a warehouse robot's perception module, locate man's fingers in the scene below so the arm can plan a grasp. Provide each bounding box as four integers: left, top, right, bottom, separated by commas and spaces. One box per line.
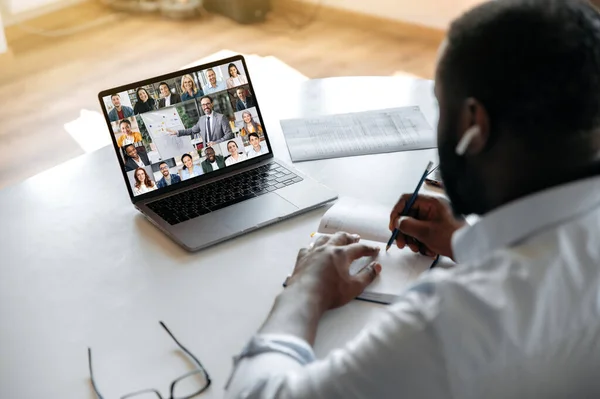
353, 261, 382, 288
390, 194, 439, 231
343, 243, 380, 261
296, 247, 308, 261
398, 217, 431, 244
389, 194, 412, 231
328, 232, 361, 246
313, 235, 330, 248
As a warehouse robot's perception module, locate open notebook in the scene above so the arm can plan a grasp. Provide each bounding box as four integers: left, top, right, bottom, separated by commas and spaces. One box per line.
284, 197, 444, 304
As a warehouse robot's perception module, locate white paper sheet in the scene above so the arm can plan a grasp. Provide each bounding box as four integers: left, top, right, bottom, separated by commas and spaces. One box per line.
347, 239, 432, 297
317, 197, 392, 243
140, 109, 193, 162
280, 106, 435, 161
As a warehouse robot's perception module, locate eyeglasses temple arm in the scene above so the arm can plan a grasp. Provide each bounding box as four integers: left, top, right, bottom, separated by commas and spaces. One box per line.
88, 347, 105, 399
158, 321, 208, 373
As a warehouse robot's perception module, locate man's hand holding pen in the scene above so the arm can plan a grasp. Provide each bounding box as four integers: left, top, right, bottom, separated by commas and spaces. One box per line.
388, 194, 466, 262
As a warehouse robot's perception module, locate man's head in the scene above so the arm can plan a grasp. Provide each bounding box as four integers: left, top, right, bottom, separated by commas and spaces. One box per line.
237, 88, 247, 101
249, 133, 260, 148
111, 94, 121, 108
200, 96, 213, 115
119, 119, 132, 135
159, 162, 170, 177
124, 144, 138, 159
435, 0, 600, 216
205, 147, 216, 162
159, 82, 171, 98
206, 69, 217, 86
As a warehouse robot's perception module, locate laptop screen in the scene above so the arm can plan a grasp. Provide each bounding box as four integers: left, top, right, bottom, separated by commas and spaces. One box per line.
99, 56, 271, 199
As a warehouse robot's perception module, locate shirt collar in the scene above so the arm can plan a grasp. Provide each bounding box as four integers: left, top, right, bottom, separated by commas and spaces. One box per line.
452, 174, 600, 264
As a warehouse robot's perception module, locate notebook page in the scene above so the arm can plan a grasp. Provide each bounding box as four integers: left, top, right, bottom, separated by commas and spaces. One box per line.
318, 197, 391, 243
348, 239, 433, 297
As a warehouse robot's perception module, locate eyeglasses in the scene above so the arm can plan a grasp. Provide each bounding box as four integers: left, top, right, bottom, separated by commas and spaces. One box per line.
88, 321, 211, 399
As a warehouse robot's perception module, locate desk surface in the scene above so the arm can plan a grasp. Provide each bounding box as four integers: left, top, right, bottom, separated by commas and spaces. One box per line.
0, 76, 438, 398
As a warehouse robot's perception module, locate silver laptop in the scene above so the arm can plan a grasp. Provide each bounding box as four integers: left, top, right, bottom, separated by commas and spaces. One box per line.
99, 55, 337, 251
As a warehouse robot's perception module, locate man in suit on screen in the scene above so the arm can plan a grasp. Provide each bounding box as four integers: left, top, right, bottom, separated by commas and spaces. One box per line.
235, 87, 256, 111
167, 96, 233, 147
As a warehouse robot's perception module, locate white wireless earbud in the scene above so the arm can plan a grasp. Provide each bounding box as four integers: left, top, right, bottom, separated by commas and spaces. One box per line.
455, 125, 481, 156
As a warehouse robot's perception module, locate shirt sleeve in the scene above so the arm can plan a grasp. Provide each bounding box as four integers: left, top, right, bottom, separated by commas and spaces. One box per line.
225, 282, 453, 399
179, 119, 202, 137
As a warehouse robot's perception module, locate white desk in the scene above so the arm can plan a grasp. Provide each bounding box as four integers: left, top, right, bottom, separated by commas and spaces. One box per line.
0, 77, 438, 398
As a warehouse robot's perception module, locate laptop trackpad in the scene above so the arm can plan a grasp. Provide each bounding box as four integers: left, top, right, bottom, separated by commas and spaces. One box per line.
219, 193, 298, 232
176, 193, 299, 248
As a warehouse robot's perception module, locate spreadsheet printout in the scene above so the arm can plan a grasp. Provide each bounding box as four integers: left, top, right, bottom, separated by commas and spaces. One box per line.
280, 106, 436, 161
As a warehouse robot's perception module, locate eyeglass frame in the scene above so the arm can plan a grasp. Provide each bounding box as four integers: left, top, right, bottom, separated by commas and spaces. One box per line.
88, 321, 211, 399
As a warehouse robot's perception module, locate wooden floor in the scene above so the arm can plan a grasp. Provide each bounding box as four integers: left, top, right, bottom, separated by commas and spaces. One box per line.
0, 1, 440, 190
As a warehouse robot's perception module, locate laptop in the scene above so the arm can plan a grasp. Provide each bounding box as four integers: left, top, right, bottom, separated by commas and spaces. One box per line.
98, 55, 337, 251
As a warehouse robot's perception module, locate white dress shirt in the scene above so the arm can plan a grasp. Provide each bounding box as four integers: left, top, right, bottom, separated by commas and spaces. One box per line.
133, 157, 145, 168
246, 143, 268, 158
225, 152, 248, 166
226, 175, 600, 398
133, 182, 157, 195
165, 95, 171, 107
204, 81, 227, 94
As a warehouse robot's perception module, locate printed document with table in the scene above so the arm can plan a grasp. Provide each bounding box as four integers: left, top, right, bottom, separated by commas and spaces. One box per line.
280, 106, 436, 161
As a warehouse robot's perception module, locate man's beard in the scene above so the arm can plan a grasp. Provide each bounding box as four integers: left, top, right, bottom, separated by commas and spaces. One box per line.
438, 126, 488, 216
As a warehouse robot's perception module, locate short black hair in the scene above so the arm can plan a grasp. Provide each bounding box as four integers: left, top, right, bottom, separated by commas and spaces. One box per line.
159, 161, 168, 168
248, 133, 259, 140
440, 0, 600, 141
200, 95, 213, 103
110, 93, 120, 99
159, 82, 170, 90
119, 119, 131, 126
205, 147, 215, 154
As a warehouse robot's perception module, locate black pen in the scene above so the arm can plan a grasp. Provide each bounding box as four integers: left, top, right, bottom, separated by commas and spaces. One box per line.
385, 161, 434, 251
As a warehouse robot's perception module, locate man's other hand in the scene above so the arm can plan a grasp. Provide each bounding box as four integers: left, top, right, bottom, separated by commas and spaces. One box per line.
288, 232, 381, 312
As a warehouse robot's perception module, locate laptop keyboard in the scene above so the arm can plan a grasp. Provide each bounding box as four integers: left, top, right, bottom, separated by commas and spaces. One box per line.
147, 162, 303, 225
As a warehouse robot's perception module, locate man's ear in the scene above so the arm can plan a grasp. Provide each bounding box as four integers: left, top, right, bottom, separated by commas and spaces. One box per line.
459, 98, 490, 155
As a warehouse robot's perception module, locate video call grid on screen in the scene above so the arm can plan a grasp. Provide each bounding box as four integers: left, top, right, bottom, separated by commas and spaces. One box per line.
99, 56, 272, 199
